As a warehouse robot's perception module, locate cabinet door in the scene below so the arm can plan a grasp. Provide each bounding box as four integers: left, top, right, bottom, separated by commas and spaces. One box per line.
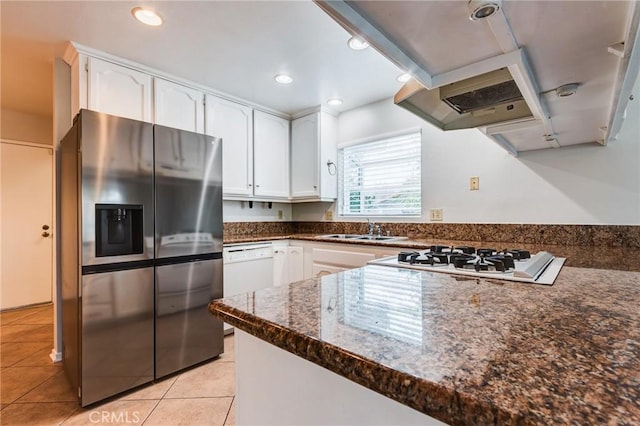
319, 112, 338, 200
287, 247, 304, 283
205, 96, 254, 197
87, 57, 153, 122
154, 78, 204, 133
291, 113, 319, 198
254, 111, 290, 198
272, 247, 287, 287
312, 263, 345, 277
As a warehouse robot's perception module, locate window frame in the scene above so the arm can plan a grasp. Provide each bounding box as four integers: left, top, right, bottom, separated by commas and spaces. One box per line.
337, 128, 422, 218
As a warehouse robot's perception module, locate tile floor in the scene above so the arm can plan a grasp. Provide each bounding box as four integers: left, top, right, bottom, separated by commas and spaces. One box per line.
0, 304, 236, 425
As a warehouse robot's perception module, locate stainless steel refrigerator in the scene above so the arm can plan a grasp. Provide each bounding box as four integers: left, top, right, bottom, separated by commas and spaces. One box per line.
60, 109, 223, 406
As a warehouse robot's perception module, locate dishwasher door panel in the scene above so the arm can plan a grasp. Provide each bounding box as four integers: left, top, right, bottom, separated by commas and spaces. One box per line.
155, 258, 223, 379
81, 267, 154, 406
222, 249, 273, 333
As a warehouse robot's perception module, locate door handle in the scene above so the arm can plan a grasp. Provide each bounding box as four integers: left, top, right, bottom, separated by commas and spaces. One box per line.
42, 231, 50, 237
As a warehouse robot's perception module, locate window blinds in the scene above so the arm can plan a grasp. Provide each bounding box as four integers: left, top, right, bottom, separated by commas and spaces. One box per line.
338, 131, 421, 216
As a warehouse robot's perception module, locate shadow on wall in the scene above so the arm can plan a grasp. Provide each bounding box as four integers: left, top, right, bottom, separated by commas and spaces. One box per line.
0, 109, 53, 144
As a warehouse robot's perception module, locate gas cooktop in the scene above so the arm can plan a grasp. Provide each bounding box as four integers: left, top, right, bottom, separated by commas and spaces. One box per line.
368, 246, 566, 285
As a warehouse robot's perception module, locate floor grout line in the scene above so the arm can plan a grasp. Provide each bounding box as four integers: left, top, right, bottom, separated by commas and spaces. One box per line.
223, 395, 235, 426
1, 304, 237, 425
138, 398, 162, 426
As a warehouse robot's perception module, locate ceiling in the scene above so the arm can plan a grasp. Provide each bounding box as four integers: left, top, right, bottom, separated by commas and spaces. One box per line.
317, 0, 639, 153
0, 1, 403, 118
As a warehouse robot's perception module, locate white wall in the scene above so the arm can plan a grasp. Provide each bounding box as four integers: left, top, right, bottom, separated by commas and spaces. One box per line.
295, 80, 640, 225
1, 109, 52, 145
223, 200, 292, 222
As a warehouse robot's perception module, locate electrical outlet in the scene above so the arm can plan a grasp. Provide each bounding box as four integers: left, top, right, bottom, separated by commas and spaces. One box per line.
429, 208, 443, 221
470, 176, 480, 190
277, 210, 283, 220
325, 210, 334, 220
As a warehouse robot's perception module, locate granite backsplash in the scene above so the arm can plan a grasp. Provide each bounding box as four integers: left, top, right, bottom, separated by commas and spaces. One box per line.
224, 221, 640, 248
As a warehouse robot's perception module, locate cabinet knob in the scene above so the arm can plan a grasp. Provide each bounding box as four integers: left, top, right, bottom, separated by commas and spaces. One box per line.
248, 184, 252, 187
42, 231, 50, 237
42, 224, 50, 230
255, 184, 260, 188
313, 185, 317, 189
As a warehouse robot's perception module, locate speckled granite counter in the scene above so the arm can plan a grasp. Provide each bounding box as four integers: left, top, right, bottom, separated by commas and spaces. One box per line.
210, 264, 640, 425
224, 233, 640, 272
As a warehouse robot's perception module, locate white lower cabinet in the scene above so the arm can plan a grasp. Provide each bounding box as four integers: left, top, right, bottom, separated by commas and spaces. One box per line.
312, 263, 346, 277
312, 248, 375, 278
287, 246, 303, 282
290, 241, 411, 280
272, 241, 304, 286
273, 242, 288, 286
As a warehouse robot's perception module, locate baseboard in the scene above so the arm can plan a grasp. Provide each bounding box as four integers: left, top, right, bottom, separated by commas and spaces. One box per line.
49, 349, 62, 363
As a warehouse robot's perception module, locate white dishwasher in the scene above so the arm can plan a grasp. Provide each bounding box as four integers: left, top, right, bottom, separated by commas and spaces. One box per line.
223, 242, 274, 334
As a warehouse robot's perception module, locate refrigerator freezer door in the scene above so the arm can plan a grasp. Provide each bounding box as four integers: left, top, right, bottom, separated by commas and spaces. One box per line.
81, 267, 154, 406
79, 109, 154, 266
155, 258, 224, 378
154, 125, 223, 258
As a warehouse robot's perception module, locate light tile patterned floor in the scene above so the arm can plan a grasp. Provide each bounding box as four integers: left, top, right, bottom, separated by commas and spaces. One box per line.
0, 304, 236, 425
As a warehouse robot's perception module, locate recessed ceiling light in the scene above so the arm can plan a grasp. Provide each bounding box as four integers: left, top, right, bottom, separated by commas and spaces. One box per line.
274, 74, 293, 84
347, 36, 369, 50
327, 99, 343, 106
555, 83, 580, 97
131, 7, 163, 26
468, 0, 501, 21
397, 73, 412, 83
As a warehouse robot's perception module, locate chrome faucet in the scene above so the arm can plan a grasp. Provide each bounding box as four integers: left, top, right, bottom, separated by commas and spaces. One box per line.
367, 219, 375, 236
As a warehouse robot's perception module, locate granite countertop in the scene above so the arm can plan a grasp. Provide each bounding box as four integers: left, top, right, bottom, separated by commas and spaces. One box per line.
210, 264, 640, 425
223, 233, 640, 272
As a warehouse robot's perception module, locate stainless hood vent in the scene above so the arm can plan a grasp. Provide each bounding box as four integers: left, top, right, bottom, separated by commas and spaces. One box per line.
394, 67, 535, 131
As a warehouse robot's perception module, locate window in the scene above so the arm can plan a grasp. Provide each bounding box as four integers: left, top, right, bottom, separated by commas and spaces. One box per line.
338, 130, 421, 216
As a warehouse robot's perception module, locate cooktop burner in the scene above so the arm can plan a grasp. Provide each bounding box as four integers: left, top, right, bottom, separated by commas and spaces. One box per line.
372, 246, 566, 285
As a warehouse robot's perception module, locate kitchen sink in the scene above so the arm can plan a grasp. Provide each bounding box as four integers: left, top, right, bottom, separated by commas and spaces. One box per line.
321, 234, 408, 242
354, 235, 409, 241
321, 234, 363, 239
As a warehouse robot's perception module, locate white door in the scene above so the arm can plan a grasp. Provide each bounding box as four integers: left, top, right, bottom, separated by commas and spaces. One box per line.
87, 57, 153, 122
0, 141, 53, 310
205, 95, 254, 197
154, 78, 205, 133
253, 111, 290, 198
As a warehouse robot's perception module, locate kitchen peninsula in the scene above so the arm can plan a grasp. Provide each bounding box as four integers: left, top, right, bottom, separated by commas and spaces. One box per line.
210, 261, 640, 425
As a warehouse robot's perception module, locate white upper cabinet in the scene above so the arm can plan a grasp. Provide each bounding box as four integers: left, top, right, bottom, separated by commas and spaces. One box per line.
86, 56, 153, 122
154, 78, 205, 133
291, 111, 338, 201
253, 111, 290, 199
65, 45, 295, 201
205, 95, 254, 197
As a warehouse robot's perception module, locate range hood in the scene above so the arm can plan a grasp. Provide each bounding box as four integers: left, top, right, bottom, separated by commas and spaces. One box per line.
394, 67, 535, 131
315, 0, 639, 154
